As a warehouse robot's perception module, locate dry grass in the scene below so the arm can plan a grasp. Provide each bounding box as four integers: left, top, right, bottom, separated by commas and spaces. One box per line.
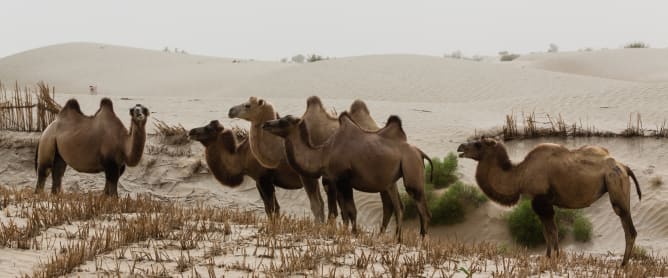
0, 186, 663, 277
495, 111, 662, 141
0, 81, 60, 132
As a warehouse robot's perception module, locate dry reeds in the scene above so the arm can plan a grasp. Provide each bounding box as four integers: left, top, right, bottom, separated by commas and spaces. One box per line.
498, 111, 660, 141
0, 81, 60, 132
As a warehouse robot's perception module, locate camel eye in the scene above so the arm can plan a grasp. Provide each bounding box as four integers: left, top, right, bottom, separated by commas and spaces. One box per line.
244, 104, 251, 108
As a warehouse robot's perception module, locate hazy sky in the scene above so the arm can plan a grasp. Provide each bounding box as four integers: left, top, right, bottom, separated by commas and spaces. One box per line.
1, 0, 667, 60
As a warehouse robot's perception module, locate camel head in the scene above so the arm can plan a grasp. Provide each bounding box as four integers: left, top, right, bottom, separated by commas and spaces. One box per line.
457, 137, 502, 161
228, 96, 268, 121
189, 120, 224, 146
261, 115, 301, 138
129, 104, 149, 126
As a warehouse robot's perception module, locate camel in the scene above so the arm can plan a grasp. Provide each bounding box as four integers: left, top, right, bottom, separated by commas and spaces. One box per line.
228, 97, 325, 222
262, 112, 433, 239
188, 120, 324, 219
302, 96, 403, 234
35, 98, 149, 196
457, 137, 641, 266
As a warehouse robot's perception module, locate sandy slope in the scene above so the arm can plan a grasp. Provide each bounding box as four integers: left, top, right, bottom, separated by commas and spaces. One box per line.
1, 43, 668, 274
515, 48, 668, 83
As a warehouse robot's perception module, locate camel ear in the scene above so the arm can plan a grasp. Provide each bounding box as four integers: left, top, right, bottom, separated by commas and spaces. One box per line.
142, 107, 149, 116
258, 99, 265, 106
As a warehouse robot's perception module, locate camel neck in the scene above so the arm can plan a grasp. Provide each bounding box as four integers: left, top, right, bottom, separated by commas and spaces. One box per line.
249, 106, 283, 168
205, 137, 245, 186
474, 151, 521, 206
124, 121, 146, 166
283, 122, 323, 178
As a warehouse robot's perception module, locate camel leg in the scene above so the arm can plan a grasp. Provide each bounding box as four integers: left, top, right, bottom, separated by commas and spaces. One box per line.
256, 176, 279, 218
532, 197, 558, 258
103, 161, 120, 197
337, 178, 357, 234
379, 191, 393, 233
612, 204, 636, 266
323, 177, 345, 223
386, 185, 404, 242
51, 152, 66, 194
606, 165, 636, 266
35, 165, 49, 193
405, 186, 430, 237
301, 177, 325, 223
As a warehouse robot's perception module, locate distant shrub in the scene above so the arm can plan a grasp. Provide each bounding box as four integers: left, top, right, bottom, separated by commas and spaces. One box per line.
624, 42, 649, 48
650, 176, 663, 187
500, 53, 520, 61
291, 54, 305, 63
548, 43, 559, 53
573, 214, 593, 242
426, 153, 459, 189
307, 54, 325, 62
506, 199, 590, 247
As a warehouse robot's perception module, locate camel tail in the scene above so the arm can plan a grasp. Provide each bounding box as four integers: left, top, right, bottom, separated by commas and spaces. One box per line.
625, 165, 641, 201
418, 148, 433, 183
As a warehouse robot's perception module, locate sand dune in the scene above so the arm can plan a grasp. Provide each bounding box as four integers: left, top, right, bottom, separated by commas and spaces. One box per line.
1, 42, 668, 275
515, 48, 668, 83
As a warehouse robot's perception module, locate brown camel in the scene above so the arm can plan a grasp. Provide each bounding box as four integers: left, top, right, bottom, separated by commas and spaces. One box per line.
228, 97, 325, 222
302, 96, 403, 234
35, 98, 149, 196
262, 112, 433, 239
188, 120, 324, 218
457, 138, 641, 266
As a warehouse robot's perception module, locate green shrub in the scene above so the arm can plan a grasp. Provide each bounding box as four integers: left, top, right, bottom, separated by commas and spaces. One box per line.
403, 181, 487, 225
506, 199, 545, 247
573, 214, 593, 242
425, 153, 458, 189
507, 199, 592, 246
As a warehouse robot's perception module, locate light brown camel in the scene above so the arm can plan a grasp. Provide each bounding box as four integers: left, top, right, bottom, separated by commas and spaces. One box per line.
457, 138, 642, 266
228, 97, 325, 222
188, 120, 324, 218
35, 98, 149, 196
302, 96, 403, 234
262, 112, 432, 239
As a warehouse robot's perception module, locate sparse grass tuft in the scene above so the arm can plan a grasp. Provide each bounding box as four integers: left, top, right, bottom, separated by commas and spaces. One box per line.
154, 118, 190, 145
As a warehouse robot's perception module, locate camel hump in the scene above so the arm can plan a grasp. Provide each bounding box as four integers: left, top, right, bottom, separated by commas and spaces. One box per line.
99, 98, 114, 110
219, 129, 238, 153
378, 115, 407, 141
349, 99, 370, 115
337, 111, 357, 126
306, 95, 325, 109
61, 99, 83, 115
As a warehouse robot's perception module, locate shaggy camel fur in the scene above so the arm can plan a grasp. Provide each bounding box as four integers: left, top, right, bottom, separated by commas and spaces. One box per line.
262, 113, 432, 239
303, 96, 403, 234
228, 97, 325, 222
35, 98, 149, 196
457, 138, 641, 266
188, 120, 323, 218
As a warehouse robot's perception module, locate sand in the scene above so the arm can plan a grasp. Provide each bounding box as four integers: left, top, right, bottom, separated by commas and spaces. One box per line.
1, 42, 668, 276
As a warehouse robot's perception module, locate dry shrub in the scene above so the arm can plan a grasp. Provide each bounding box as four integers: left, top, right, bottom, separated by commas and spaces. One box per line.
153, 118, 190, 145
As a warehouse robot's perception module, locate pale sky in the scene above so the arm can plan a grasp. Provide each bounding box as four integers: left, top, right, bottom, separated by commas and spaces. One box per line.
1, 0, 667, 60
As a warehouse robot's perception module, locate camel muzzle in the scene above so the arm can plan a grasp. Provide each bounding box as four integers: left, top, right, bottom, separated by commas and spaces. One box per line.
456, 144, 466, 157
